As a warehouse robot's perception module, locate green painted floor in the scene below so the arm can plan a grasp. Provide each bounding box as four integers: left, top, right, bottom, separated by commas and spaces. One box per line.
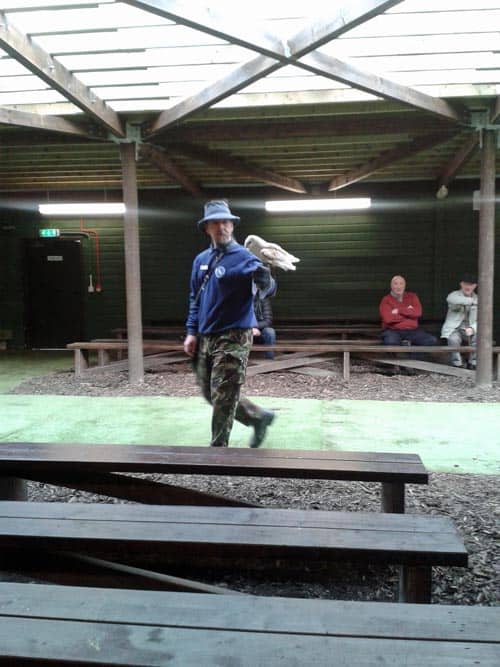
1, 352, 498, 475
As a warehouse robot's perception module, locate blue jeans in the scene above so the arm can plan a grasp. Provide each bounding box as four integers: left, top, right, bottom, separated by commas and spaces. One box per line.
380, 328, 437, 346
380, 328, 438, 359
254, 327, 276, 359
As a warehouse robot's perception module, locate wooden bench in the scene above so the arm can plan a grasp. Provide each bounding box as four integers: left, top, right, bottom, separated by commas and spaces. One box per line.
66, 340, 187, 375
67, 340, 499, 380
1, 583, 497, 666
0, 501, 467, 603
251, 344, 496, 381
0, 443, 428, 513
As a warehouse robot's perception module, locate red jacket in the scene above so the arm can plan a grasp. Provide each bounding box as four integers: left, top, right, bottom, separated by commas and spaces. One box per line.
379, 291, 422, 330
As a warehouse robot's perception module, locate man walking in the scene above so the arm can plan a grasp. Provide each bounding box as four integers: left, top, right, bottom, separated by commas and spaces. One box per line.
184, 200, 276, 448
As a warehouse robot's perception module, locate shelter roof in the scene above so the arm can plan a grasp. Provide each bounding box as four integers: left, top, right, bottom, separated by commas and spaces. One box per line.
0, 1, 499, 194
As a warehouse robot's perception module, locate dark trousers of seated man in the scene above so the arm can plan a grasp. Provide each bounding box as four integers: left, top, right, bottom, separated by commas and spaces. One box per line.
194, 328, 266, 447
253, 326, 276, 359
381, 328, 438, 359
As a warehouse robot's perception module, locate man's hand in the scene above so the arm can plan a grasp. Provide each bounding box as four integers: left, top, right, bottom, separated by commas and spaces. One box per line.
183, 334, 198, 357
464, 327, 474, 337
391, 308, 399, 314
252, 328, 261, 337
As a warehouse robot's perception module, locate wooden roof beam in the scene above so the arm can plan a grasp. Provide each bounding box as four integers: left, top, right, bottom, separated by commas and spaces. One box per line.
288, 1, 403, 57
122, 0, 286, 58
300, 52, 468, 126
143, 1, 401, 137
436, 134, 479, 192
139, 143, 203, 197
144, 55, 282, 137
168, 142, 307, 193
168, 115, 451, 143
0, 12, 124, 137
0, 106, 105, 140
329, 132, 457, 191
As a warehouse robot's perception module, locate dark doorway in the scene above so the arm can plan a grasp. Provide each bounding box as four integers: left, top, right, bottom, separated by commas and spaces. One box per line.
24, 238, 85, 348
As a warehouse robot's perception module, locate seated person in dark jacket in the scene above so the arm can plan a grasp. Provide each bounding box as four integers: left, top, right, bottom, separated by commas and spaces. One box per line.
252, 293, 276, 359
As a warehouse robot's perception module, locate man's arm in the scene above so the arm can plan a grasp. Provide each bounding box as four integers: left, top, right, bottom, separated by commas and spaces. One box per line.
253, 264, 276, 299
379, 295, 405, 327
185, 261, 200, 336
447, 291, 475, 308
399, 293, 422, 319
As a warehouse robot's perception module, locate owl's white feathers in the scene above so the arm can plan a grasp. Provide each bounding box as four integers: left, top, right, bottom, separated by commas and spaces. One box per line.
244, 234, 300, 271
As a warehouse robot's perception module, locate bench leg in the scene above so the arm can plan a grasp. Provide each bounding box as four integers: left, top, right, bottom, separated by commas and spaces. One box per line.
399, 565, 432, 603
74, 349, 89, 376
381, 482, 405, 513
0, 477, 27, 500
97, 349, 110, 366
343, 351, 350, 381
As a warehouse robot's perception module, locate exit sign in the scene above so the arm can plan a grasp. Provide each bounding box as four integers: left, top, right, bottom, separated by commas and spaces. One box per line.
39, 228, 60, 238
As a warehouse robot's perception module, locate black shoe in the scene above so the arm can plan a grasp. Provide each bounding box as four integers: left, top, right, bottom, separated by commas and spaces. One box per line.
467, 362, 476, 370
249, 410, 275, 448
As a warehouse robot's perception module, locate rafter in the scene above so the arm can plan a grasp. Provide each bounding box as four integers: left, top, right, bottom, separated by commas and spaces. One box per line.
0, 106, 105, 140
328, 132, 456, 191
122, 0, 286, 58
143, 1, 403, 137
288, 1, 403, 58
436, 134, 479, 190
0, 12, 124, 137
299, 52, 468, 125
167, 142, 307, 193
145, 55, 282, 137
169, 115, 452, 143
139, 143, 203, 196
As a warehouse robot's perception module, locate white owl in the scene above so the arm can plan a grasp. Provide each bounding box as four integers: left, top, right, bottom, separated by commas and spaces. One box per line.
244, 234, 300, 271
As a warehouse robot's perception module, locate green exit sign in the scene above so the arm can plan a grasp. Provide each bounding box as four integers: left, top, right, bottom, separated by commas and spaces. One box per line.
39, 228, 60, 238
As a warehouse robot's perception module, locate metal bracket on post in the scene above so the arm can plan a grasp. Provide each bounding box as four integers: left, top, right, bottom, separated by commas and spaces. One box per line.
469, 109, 500, 136
108, 123, 143, 160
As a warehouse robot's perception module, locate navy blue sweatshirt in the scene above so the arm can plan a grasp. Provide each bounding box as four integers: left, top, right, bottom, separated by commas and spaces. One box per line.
186, 241, 274, 335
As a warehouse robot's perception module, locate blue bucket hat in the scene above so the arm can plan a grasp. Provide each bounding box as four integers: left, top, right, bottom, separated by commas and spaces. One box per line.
197, 200, 240, 230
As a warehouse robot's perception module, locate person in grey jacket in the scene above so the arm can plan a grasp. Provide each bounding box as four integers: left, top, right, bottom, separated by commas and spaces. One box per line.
441, 274, 478, 368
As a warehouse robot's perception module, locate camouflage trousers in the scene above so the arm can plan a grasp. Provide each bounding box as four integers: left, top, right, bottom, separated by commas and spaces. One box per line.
193, 328, 264, 447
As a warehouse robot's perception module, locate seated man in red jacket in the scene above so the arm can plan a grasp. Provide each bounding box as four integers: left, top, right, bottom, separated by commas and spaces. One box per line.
379, 275, 437, 346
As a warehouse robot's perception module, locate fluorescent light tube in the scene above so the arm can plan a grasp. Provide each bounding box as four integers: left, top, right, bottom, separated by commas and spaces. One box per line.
39, 203, 126, 216
265, 198, 371, 212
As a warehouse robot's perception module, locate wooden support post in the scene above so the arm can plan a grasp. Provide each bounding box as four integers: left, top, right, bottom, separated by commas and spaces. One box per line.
0, 477, 27, 500
97, 349, 110, 366
381, 482, 404, 513
120, 142, 144, 384
399, 565, 432, 604
343, 351, 350, 381
476, 128, 496, 387
74, 349, 88, 376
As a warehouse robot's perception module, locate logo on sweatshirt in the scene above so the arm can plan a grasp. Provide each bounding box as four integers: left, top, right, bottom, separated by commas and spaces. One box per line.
215, 266, 226, 278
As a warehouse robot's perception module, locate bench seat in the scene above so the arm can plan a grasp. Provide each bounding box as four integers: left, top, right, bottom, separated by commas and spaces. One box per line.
67, 340, 499, 380
0, 583, 497, 666
0, 442, 428, 513
0, 501, 467, 603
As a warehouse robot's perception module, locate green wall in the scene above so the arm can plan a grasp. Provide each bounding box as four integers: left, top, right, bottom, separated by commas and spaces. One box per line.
1, 181, 498, 347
